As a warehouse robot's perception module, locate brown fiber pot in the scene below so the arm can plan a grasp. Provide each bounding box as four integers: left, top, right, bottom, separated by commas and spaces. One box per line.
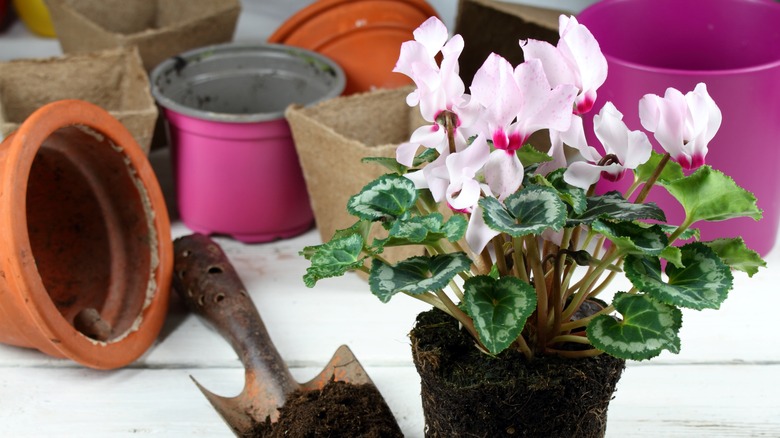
0, 99, 173, 370
410, 309, 625, 437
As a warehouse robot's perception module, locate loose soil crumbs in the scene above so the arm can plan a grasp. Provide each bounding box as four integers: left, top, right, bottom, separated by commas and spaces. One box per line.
247, 379, 403, 438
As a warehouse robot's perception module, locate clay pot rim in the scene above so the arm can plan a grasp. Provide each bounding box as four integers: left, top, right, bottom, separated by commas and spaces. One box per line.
268, 0, 439, 46
0, 99, 173, 369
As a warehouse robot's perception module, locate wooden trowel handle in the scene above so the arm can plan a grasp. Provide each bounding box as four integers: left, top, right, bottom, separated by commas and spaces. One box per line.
172, 233, 299, 401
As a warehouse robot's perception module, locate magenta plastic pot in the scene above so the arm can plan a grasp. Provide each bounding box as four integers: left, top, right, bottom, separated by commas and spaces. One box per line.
578, 0, 780, 255
150, 43, 345, 242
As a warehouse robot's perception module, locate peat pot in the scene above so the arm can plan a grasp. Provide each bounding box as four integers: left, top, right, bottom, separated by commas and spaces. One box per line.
151, 43, 345, 243
0, 100, 173, 370
410, 309, 625, 437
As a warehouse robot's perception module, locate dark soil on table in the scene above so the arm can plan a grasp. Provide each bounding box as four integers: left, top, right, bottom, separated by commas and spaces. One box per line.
411, 308, 625, 437
247, 379, 403, 438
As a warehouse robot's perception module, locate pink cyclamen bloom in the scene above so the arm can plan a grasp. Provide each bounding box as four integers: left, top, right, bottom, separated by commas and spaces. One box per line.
470, 54, 577, 199
639, 83, 722, 170
564, 102, 652, 190
394, 16, 479, 167
521, 15, 607, 115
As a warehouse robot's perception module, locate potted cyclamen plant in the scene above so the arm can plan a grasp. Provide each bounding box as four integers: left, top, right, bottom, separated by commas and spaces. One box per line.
301, 15, 766, 437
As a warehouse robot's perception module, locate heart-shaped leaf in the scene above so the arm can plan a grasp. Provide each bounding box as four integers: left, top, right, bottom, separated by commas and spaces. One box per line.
624, 242, 733, 310
591, 219, 668, 256
587, 292, 682, 361
463, 275, 536, 355
302, 234, 366, 287
704, 238, 766, 278
376, 213, 467, 248
660, 165, 762, 223
567, 191, 666, 226
368, 253, 471, 303
480, 186, 567, 237
347, 174, 418, 223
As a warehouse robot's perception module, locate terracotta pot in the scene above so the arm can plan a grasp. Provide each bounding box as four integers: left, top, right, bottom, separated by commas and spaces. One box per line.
410, 309, 625, 437
0, 99, 173, 370
269, 0, 439, 95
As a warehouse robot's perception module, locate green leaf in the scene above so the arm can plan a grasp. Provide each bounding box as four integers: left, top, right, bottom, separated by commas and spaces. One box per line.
546, 168, 587, 215
568, 191, 666, 226
587, 292, 682, 360
660, 165, 762, 223
360, 157, 407, 174
302, 234, 366, 287
624, 242, 733, 310
517, 143, 553, 167
635, 151, 684, 183
376, 213, 467, 248
591, 219, 668, 256
656, 224, 700, 241
480, 186, 567, 237
660, 246, 684, 269
347, 174, 418, 223
463, 276, 537, 355
368, 253, 471, 303
704, 238, 766, 277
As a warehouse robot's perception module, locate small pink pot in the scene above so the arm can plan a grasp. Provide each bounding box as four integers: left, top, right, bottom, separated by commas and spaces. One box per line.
150, 43, 345, 242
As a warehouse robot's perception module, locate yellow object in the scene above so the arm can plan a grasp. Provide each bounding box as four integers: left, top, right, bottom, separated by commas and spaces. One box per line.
13, 0, 56, 37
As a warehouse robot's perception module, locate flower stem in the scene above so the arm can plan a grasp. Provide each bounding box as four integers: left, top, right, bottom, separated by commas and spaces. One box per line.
635, 153, 671, 204
525, 236, 549, 350
512, 237, 529, 283
434, 289, 482, 347
559, 304, 615, 332
493, 234, 509, 276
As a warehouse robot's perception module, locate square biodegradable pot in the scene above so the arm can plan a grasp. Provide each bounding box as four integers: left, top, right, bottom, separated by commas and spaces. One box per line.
455, 0, 566, 87
0, 47, 157, 154
45, 0, 240, 71
286, 86, 429, 264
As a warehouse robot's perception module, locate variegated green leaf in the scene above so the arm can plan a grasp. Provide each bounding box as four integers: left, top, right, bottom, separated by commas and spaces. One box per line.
624, 242, 733, 310
704, 238, 766, 277
481, 186, 567, 236
591, 219, 668, 256
635, 151, 684, 184
568, 191, 666, 226
660, 165, 762, 223
463, 275, 536, 355
376, 213, 467, 248
347, 174, 418, 222
368, 253, 471, 303
532, 170, 587, 215
587, 292, 682, 360
302, 234, 366, 287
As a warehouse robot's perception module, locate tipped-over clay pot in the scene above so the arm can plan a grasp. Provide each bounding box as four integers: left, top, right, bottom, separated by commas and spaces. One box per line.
0, 99, 173, 369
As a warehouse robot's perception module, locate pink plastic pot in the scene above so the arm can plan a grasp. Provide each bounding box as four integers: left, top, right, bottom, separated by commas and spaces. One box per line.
150, 43, 345, 242
578, 0, 780, 255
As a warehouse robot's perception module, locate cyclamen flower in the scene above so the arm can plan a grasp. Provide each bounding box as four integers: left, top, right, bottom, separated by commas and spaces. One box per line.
564, 102, 652, 190
639, 83, 721, 170
393, 16, 478, 166
521, 15, 607, 115
470, 54, 577, 200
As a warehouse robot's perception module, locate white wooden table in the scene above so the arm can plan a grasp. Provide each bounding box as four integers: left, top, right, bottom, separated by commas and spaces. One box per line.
2, 1, 779, 436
